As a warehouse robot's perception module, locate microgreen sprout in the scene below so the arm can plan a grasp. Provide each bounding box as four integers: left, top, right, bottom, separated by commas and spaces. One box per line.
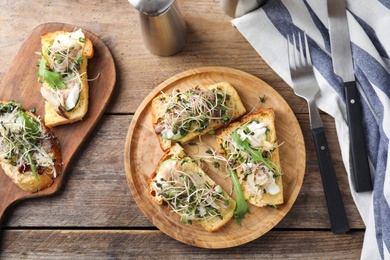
157, 87, 235, 140
184, 136, 250, 225
231, 130, 280, 176
0, 103, 57, 181
36, 31, 86, 112
259, 95, 266, 103
155, 159, 231, 224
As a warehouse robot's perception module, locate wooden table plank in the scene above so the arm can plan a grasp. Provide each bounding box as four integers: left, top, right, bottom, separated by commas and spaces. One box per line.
0, 229, 364, 259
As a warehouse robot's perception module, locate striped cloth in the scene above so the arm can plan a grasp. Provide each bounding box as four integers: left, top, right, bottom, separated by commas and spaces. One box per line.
232, 0, 390, 259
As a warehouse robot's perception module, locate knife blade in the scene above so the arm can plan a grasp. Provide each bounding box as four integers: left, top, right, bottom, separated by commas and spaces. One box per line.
327, 0, 373, 192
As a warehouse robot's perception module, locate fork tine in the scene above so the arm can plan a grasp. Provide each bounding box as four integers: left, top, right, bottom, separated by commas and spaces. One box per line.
287, 32, 312, 76
292, 33, 298, 68
297, 32, 305, 67
304, 32, 312, 66
287, 34, 294, 70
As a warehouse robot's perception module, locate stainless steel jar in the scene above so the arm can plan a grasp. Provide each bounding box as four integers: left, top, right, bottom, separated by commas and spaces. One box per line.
129, 0, 187, 56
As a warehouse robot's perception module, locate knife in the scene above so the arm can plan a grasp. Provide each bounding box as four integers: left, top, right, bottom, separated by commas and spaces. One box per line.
327, 0, 373, 192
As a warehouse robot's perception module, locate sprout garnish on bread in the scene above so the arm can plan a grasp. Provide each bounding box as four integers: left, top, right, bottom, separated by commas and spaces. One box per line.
217, 108, 283, 208
151, 82, 246, 151
149, 143, 236, 232
37, 29, 94, 127
0, 101, 62, 193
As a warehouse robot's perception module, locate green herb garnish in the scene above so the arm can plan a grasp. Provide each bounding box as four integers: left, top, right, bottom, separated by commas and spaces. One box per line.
0, 104, 45, 182
37, 54, 66, 90
229, 168, 250, 225
231, 130, 279, 175
161, 87, 234, 141
259, 95, 266, 103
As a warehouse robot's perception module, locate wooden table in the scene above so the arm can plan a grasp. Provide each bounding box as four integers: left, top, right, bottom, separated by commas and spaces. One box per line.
0, 0, 364, 258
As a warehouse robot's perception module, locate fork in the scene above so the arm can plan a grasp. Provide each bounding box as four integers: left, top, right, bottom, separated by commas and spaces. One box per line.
287, 32, 350, 234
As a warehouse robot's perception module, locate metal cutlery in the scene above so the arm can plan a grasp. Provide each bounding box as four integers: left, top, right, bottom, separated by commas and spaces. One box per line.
287, 32, 350, 234
327, 0, 372, 192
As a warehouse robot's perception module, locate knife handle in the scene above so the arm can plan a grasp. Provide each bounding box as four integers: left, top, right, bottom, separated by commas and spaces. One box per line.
312, 127, 350, 234
344, 81, 373, 192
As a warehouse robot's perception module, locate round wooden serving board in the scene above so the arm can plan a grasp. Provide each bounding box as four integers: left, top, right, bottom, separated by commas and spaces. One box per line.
125, 67, 305, 248
0, 23, 116, 222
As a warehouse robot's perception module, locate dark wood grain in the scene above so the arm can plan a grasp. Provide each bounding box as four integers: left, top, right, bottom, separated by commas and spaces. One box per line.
0, 23, 116, 222
1, 230, 364, 259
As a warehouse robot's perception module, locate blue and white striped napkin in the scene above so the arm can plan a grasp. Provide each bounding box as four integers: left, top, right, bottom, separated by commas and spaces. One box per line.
232, 0, 390, 258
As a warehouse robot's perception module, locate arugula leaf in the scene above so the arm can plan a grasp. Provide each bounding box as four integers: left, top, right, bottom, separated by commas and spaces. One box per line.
229, 168, 250, 225
231, 130, 279, 175
37, 55, 66, 90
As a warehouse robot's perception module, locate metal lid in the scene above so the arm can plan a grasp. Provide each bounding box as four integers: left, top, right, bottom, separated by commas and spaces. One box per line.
128, 0, 174, 15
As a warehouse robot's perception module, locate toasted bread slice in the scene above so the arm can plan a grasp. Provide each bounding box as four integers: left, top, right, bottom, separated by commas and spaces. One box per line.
217, 108, 283, 207
149, 143, 236, 232
0, 101, 62, 193
151, 82, 246, 151
39, 29, 94, 127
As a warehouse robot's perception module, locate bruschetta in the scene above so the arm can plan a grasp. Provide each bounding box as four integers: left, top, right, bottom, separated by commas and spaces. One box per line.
37, 29, 94, 127
0, 101, 62, 192
217, 108, 283, 207
149, 143, 236, 232
151, 82, 246, 151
